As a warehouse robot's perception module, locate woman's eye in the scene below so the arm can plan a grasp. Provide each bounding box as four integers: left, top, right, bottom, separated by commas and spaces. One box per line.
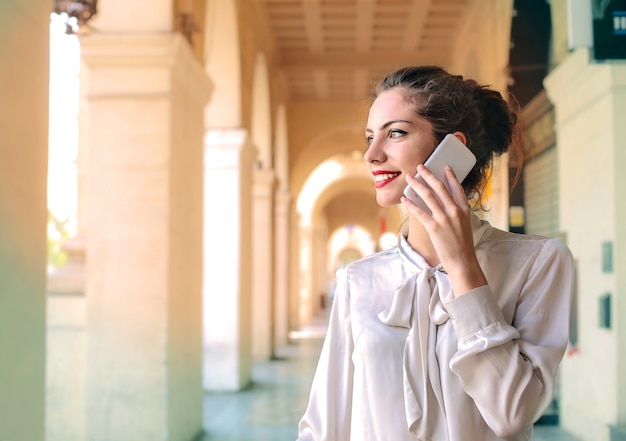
365, 135, 374, 146
389, 129, 406, 138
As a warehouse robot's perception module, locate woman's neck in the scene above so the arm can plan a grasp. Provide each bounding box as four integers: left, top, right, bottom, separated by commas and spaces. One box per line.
406, 216, 440, 267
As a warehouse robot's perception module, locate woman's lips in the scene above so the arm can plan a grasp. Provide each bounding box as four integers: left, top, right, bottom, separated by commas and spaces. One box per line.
373, 171, 401, 188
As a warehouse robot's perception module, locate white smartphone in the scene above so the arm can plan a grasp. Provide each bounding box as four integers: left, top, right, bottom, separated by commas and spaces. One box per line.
403, 133, 477, 212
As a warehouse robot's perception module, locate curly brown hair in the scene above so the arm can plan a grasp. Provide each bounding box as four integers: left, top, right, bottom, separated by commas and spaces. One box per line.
373, 66, 524, 208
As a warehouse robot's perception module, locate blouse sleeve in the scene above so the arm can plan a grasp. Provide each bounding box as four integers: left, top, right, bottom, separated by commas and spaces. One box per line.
297, 269, 354, 441
445, 238, 574, 439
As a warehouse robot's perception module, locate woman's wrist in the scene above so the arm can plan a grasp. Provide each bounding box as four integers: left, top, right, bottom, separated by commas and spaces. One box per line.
446, 260, 488, 297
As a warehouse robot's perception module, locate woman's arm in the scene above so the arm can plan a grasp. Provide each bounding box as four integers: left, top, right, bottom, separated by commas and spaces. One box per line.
297, 270, 355, 441
445, 238, 574, 438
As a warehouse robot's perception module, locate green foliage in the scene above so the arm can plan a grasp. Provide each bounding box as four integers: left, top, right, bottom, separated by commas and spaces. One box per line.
47, 212, 71, 268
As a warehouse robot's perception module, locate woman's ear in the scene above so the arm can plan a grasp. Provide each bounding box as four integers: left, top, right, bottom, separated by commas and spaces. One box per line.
452, 131, 467, 145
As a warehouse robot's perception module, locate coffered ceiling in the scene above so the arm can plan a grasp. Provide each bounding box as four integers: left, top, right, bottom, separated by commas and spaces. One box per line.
255, 0, 474, 101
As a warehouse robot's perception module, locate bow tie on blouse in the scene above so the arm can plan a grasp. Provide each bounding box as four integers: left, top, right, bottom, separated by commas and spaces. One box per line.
378, 258, 455, 439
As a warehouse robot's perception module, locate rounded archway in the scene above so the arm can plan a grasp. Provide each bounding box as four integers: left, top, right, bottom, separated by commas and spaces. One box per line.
295, 149, 403, 322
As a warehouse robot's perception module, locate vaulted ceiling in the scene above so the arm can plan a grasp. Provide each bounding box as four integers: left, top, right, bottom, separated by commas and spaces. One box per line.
253, 0, 550, 107
256, 0, 474, 101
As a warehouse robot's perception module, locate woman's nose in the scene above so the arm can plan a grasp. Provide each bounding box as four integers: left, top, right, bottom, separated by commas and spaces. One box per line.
364, 137, 384, 163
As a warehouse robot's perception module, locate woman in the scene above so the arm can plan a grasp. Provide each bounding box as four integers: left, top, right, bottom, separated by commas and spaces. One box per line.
297, 66, 574, 441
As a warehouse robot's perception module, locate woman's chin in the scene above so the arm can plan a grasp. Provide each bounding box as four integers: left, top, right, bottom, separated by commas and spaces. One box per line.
376, 193, 402, 207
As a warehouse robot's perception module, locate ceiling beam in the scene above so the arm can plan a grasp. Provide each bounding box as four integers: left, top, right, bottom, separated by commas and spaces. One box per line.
402, 0, 433, 50
355, 0, 376, 52
302, 0, 324, 51
279, 50, 450, 68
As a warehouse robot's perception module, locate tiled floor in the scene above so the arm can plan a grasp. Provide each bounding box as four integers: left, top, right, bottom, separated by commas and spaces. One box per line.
201, 339, 321, 441
201, 311, 583, 441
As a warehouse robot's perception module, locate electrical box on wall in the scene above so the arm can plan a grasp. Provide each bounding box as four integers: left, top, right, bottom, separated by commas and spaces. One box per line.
599, 293, 612, 329
602, 241, 614, 273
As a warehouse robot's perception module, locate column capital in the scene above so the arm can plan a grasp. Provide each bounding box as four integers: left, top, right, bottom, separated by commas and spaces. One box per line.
204, 128, 256, 169
275, 188, 292, 206
80, 33, 212, 104
204, 128, 249, 148
253, 167, 277, 193
544, 48, 626, 124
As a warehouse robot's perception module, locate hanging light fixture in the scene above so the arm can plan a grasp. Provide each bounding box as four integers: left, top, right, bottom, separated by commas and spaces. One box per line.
53, 0, 98, 34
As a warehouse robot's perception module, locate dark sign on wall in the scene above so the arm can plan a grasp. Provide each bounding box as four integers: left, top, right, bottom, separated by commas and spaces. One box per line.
593, 0, 626, 60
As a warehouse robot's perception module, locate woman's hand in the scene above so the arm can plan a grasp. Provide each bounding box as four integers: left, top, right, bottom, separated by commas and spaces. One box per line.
401, 164, 487, 296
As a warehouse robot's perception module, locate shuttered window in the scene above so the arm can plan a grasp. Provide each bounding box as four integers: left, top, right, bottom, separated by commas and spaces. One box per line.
524, 146, 559, 238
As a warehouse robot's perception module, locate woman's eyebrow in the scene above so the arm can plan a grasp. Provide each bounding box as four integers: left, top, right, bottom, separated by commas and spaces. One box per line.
365, 119, 412, 133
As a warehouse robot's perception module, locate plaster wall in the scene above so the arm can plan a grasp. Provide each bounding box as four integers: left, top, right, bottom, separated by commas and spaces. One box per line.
549, 0, 572, 68
204, 0, 242, 128
88, 0, 173, 33
451, 0, 512, 90
615, 76, 626, 428
451, 0, 513, 230
0, 1, 49, 440
324, 191, 379, 238
545, 48, 626, 441
289, 101, 369, 195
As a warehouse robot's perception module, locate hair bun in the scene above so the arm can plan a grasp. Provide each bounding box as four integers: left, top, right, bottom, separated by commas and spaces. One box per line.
473, 86, 516, 157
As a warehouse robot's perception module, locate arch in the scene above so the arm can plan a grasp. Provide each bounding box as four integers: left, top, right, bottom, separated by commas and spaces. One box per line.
203, 0, 242, 128
251, 52, 272, 168
297, 151, 371, 227
290, 123, 367, 197
274, 104, 289, 190
294, 151, 404, 322
327, 224, 375, 275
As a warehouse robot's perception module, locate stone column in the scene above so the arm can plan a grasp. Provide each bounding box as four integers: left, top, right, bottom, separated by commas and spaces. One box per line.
297, 224, 315, 324
203, 129, 255, 390
289, 210, 303, 333
0, 2, 48, 440
274, 189, 291, 347
313, 220, 329, 312
544, 48, 626, 441
80, 33, 211, 441
252, 168, 276, 361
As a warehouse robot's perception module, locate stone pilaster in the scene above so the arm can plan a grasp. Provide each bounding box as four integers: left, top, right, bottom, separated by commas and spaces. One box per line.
274, 189, 292, 346
297, 224, 315, 324
0, 2, 49, 440
80, 32, 211, 441
203, 129, 255, 390
252, 168, 276, 361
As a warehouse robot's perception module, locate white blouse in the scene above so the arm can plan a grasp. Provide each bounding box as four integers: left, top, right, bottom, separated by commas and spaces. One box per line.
298, 215, 574, 441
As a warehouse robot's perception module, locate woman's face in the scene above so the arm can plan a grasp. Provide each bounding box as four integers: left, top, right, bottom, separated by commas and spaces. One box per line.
364, 88, 437, 207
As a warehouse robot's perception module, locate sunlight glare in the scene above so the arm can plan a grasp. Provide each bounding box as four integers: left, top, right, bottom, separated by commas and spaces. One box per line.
48, 13, 80, 235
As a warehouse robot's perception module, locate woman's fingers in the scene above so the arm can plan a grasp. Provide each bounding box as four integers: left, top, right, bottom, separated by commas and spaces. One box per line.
407, 165, 461, 217
442, 166, 470, 207
403, 169, 442, 217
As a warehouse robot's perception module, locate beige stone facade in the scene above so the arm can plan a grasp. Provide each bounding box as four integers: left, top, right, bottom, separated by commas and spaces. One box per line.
1, 0, 625, 440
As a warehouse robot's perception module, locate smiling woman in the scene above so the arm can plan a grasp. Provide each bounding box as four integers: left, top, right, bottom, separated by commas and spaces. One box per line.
297, 66, 575, 441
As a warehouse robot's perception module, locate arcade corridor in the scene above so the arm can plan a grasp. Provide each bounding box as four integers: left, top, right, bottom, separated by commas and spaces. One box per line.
4, 2, 626, 441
